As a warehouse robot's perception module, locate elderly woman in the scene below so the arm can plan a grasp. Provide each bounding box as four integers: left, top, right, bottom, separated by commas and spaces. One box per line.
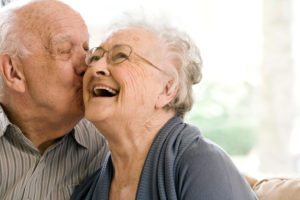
71, 20, 257, 200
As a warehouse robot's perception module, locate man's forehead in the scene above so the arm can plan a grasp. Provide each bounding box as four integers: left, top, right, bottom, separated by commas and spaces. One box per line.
50, 33, 89, 45
15, 0, 86, 36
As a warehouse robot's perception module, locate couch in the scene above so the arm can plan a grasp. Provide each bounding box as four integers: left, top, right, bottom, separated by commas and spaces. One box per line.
245, 175, 300, 200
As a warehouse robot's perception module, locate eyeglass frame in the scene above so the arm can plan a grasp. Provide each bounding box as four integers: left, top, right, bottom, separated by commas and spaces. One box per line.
85, 44, 167, 74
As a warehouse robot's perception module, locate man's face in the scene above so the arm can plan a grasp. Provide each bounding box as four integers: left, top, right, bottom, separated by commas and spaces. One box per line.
20, 8, 89, 122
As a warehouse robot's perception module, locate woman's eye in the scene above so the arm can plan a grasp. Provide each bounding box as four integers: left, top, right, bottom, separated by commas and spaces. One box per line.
111, 52, 129, 62
90, 55, 101, 63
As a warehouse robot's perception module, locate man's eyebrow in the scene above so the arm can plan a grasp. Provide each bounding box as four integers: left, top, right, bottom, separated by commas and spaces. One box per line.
50, 34, 90, 46
51, 34, 72, 44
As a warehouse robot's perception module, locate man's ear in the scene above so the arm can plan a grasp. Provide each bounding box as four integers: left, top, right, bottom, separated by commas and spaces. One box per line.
155, 78, 177, 109
0, 54, 26, 93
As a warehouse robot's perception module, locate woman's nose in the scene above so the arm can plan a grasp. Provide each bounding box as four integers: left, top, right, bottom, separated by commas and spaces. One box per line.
96, 70, 107, 75
92, 58, 110, 77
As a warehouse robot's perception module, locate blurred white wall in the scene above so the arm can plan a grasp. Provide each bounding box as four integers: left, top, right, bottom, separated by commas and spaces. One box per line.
62, 0, 299, 177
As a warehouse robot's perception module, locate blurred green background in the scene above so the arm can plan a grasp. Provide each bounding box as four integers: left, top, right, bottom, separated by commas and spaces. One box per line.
186, 82, 256, 156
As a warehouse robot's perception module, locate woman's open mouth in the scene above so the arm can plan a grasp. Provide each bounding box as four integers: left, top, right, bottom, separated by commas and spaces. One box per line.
92, 85, 119, 97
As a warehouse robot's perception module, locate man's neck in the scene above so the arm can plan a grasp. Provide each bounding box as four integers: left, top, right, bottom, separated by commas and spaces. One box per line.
1, 102, 82, 154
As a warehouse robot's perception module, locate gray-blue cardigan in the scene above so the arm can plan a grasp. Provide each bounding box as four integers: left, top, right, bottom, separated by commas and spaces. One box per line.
71, 116, 257, 200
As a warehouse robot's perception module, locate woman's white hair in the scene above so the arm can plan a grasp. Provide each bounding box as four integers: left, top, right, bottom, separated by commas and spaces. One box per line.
106, 12, 203, 118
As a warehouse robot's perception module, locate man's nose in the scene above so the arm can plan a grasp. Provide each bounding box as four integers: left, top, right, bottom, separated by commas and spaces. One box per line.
74, 48, 88, 77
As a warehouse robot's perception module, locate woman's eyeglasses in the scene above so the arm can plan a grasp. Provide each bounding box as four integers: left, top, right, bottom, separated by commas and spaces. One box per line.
85, 44, 164, 73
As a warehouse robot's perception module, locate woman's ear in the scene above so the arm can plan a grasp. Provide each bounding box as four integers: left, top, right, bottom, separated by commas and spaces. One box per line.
155, 78, 177, 109
0, 54, 26, 93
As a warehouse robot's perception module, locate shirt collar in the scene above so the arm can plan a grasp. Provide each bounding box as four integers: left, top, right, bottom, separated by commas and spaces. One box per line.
71, 118, 91, 149
0, 105, 12, 137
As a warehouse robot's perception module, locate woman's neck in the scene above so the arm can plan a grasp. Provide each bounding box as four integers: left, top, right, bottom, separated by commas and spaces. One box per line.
107, 118, 160, 200
95, 110, 175, 163
95, 111, 175, 200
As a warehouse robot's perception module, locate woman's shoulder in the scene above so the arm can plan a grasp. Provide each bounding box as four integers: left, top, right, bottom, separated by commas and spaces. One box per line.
70, 167, 103, 200
70, 154, 112, 200
170, 121, 222, 159
174, 121, 239, 174
171, 122, 256, 199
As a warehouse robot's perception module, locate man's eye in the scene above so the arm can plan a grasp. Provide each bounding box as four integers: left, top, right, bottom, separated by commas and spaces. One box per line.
59, 49, 71, 54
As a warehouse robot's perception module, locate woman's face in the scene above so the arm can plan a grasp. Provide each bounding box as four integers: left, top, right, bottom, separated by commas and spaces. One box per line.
83, 28, 171, 124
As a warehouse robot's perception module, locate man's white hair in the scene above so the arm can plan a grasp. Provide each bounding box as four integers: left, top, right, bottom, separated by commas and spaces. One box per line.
0, 2, 32, 95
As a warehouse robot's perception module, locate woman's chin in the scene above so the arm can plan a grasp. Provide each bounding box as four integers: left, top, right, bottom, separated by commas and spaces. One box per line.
84, 110, 105, 122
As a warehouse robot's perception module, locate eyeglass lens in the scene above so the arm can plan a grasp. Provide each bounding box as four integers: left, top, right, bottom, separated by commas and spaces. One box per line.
86, 45, 132, 65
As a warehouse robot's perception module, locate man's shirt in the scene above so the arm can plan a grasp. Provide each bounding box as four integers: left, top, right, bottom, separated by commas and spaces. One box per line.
0, 106, 108, 200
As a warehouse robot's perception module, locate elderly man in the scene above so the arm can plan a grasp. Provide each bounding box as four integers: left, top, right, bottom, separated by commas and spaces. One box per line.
0, 0, 108, 199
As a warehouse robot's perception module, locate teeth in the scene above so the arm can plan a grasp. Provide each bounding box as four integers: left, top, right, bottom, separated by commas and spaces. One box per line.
93, 86, 118, 95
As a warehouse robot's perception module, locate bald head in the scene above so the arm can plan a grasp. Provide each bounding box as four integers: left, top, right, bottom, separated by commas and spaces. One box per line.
15, 0, 83, 33
14, 0, 86, 53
